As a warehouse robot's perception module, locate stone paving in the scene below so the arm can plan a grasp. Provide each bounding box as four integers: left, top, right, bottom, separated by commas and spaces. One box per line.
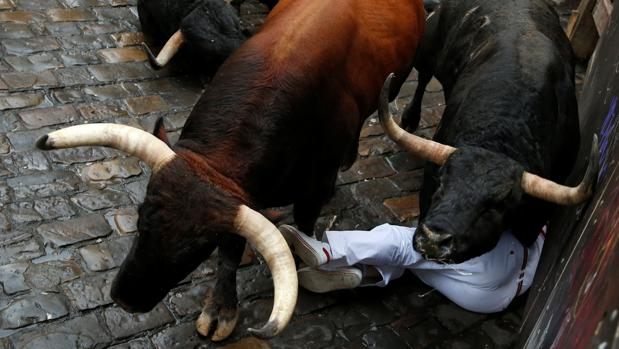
0, 1, 539, 348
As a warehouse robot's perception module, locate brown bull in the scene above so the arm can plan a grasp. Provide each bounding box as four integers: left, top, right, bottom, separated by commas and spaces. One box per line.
37, 0, 425, 340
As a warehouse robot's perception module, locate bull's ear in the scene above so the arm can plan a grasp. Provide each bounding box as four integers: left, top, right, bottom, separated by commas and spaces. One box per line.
152, 117, 170, 145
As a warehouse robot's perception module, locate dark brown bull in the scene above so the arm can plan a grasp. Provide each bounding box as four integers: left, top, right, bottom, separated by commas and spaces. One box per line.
37, 0, 425, 340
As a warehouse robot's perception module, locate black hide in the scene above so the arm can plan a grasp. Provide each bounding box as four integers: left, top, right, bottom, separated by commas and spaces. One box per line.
137, 0, 270, 66
403, 0, 580, 262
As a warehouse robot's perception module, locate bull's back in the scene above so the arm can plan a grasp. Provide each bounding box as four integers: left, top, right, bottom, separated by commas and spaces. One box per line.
180, 0, 424, 205
254, 0, 424, 116
419, 0, 578, 242
431, 0, 577, 175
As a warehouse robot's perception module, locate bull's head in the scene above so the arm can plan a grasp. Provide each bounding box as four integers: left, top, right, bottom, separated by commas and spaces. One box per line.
379, 73, 599, 263
36, 122, 297, 338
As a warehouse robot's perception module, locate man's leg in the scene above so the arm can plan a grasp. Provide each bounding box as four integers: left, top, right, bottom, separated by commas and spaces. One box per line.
297, 266, 364, 293
280, 223, 424, 268
283, 224, 546, 313
324, 223, 424, 268
280, 223, 424, 291
279, 225, 332, 267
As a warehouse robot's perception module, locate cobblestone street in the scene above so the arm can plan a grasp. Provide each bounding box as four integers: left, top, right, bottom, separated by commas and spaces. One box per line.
0, 1, 528, 348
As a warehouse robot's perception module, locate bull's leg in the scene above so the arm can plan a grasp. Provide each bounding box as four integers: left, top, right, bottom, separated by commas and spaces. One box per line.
293, 95, 360, 235
402, 7, 440, 131
136, 3, 159, 45
293, 169, 338, 236
401, 70, 432, 131
293, 199, 325, 236
137, 4, 167, 70
196, 234, 245, 341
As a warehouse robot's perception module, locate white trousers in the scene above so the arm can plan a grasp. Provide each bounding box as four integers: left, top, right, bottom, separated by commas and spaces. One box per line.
323, 224, 544, 313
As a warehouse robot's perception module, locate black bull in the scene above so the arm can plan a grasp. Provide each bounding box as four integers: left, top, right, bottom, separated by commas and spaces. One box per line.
138, 0, 278, 69
380, 0, 598, 263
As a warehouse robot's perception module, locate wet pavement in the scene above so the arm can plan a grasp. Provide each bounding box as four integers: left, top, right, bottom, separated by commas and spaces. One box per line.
0, 0, 532, 348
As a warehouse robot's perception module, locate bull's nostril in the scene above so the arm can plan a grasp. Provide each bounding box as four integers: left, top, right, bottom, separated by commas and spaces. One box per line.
437, 235, 455, 259
421, 225, 452, 245
413, 234, 426, 254
415, 233, 425, 243
416, 225, 456, 260
415, 230, 429, 242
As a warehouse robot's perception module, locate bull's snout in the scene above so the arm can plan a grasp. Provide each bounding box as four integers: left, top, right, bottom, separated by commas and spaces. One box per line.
110, 267, 165, 314
414, 224, 455, 261
110, 280, 157, 313
111, 294, 143, 313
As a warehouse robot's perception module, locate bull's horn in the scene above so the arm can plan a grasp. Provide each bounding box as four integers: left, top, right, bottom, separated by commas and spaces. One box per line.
233, 205, 297, 338
143, 29, 185, 69
36, 123, 176, 172
379, 73, 456, 165
521, 134, 599, 205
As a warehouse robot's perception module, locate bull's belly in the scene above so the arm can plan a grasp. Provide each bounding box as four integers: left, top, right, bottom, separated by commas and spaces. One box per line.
246, 158, 341, 209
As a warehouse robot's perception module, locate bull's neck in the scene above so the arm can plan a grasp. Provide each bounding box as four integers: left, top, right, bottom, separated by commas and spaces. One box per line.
175, 147, 253, 206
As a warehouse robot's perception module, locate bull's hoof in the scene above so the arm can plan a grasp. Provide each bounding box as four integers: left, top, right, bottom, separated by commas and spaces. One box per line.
196, 289, 239, 342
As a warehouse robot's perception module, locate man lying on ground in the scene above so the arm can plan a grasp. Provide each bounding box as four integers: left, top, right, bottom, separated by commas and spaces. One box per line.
280, 223, 544, 313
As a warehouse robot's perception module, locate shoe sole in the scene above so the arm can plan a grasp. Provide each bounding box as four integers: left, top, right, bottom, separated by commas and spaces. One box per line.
298, 268, 361, 293
280, 226, 323, 268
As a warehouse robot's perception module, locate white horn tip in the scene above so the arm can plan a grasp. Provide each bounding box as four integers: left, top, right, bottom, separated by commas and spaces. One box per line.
142, 42, 164, 70
247, 320, 281, 339
36, 134, 54, 150
378, 73, 395, 122
580, 133, 600, 196
381, 73, 396, 101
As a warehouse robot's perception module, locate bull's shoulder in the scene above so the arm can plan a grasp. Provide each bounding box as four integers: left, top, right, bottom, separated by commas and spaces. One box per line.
432, 0, 569, 84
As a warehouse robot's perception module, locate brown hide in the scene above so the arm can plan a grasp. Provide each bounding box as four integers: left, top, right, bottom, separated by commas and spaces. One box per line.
111, 0, 426, 340
36, 0, 426, 340
260, 0, 422, 118
178, 148, 250, 203
179, 0, 426, 212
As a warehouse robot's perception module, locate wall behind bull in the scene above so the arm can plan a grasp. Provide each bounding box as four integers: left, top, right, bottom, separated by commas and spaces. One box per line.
519, 6, 619, 349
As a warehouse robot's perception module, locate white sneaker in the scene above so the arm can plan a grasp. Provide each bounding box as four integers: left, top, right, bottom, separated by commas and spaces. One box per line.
279, 225, 331, 267
298, 266, 363, 293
